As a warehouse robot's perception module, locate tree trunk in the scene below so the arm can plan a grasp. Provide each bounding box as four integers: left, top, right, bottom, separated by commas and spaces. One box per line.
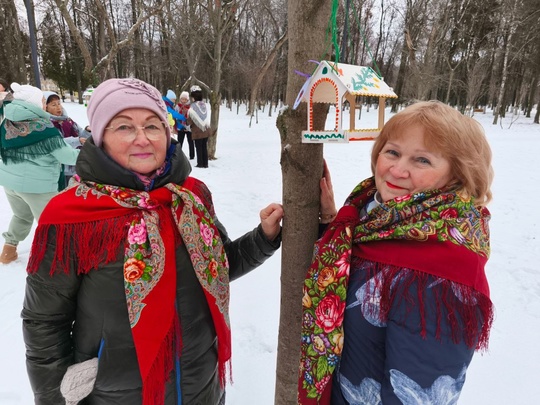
208, 90, 221, 159
208, 35, 223, 160
0, 0, 27, 82
274, 1, 331, 404
391, 35, 409, 112
247, 31, 288, 117
493, 0, 518, 125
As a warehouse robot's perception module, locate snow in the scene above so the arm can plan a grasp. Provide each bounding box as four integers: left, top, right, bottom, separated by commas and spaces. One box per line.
0, 100, 538, 404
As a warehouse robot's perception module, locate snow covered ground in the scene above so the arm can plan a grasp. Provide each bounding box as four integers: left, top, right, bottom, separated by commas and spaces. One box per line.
0, 100, 538, 404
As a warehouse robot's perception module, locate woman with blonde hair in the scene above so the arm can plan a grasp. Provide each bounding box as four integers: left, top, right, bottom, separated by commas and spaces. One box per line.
299, 101, 494, 404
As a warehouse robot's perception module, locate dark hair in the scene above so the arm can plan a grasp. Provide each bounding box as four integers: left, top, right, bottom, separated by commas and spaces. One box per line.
190, 90, 203, 102
0, 78, 10, 92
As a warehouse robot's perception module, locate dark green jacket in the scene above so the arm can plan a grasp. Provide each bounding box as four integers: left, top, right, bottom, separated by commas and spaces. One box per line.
22, 139, 280, 404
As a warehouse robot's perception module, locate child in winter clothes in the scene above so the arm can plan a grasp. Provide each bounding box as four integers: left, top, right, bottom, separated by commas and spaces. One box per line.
176, 91, 195, 159
162, 89, 185, 142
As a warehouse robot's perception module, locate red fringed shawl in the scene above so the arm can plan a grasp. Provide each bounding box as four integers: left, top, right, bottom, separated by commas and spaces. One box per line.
298, 178, 494, 404
28, 177, 231, 405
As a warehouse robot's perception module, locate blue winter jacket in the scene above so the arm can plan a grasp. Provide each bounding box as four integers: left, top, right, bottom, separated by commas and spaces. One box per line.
162, 96, 186, 131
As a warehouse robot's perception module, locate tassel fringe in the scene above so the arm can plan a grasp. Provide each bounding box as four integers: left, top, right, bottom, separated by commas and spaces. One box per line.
361, 260, 494, 351
142, 317, 178, 405
28, 213, 137, 275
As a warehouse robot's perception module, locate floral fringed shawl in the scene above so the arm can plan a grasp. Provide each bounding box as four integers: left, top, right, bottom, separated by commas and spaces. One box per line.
28, 177, 231, 405
0, 116, 66, 163
298, 177, 493, 404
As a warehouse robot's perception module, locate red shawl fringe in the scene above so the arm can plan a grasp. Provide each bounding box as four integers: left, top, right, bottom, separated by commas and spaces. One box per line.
28, 213, 137, 275
142, 316, 179, 405
360, 259, 494, 351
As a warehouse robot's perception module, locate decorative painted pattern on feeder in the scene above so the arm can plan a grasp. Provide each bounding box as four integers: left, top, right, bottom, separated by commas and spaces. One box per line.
298, 60, 398, 143
308, 78, 340, 131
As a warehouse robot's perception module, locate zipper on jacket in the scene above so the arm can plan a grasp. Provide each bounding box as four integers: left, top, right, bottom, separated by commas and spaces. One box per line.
175, 356, 182, 405
175, 301, 182, 405
97, 338, 105, 359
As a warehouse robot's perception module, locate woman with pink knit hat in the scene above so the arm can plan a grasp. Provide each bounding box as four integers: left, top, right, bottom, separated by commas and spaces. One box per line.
22, 78, 284, 405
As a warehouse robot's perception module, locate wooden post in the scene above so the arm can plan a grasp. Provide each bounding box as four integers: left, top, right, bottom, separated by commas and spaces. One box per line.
378, 97, 386, 129
346, 93, 356, 131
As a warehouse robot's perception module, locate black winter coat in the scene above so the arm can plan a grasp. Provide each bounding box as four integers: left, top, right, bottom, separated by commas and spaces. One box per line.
22, 140, 281, 404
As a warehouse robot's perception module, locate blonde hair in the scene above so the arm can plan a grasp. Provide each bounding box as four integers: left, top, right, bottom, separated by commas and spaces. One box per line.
371, 101, 493, 206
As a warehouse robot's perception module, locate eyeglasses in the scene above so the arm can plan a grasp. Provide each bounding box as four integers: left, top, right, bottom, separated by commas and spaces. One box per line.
105, 121, 167, 141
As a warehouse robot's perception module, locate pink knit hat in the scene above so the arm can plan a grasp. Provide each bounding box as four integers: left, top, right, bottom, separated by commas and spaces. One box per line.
87, 78, 171, 147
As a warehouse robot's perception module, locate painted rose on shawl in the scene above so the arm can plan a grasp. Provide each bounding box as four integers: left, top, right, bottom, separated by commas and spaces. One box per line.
200, 222, 214, 246
128, 219, 148, 245
440, 207, 459, 219
315, 293, 346, 333
110, 188, 131, 199
208, 259, 219, 278
124, 257, 146, 282
137, 195, 158, 209
317, 267, 336, 290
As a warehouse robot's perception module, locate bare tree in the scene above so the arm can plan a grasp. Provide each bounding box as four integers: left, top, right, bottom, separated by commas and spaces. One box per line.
274, 0, 332, 403
492, 0, 520, 125
391, 0, 430, 110
247, 31, 287, 118
52, 0, 164, 80
1, 0, 29, 83
465, 58, 490, 114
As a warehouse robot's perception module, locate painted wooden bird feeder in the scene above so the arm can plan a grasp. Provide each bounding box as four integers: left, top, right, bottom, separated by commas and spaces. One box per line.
297, 60, 398, 143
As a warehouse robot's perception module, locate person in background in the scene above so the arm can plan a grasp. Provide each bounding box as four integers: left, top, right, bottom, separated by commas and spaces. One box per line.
162, 89, 185, 142
176, 91, 194, 160
187, 85, 210, 168
0, 78, 9, 91
0, 78, 13, 120
44, 91, 92, 140
0, 78, 11, 98
22, 78, 283, 405
44, 91, 91, 186
298, 101, 494, 404
0, 83, 80, 265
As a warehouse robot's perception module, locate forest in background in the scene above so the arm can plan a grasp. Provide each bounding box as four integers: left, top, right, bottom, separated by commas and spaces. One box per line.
1, 0, 539, 124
